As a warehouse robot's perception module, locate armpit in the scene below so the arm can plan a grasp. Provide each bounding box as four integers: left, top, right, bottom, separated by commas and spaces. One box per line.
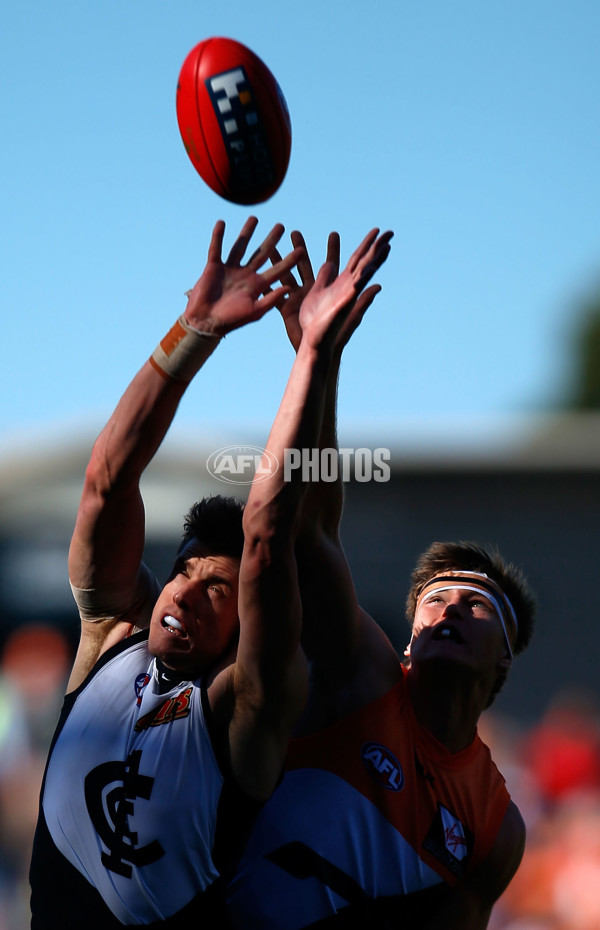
69, 562, 161, 628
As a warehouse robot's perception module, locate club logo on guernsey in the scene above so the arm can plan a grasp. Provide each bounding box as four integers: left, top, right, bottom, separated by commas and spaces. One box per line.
85, 750, 165, 877
361, 742, 404, 791
424, 804, 473, 877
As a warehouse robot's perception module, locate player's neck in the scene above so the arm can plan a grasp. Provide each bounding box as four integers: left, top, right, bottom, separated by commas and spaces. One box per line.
154, 657, 192, 694
406, 667, 485, 752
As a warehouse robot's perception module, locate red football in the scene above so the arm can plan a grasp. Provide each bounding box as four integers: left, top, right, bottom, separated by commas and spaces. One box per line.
176, 37, 292, 205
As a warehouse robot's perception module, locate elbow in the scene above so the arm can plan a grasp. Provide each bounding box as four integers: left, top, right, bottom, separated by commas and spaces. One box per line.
85, 420, 147, 495
81, 437, 133, 504
244, 495, 299, 544
242, 503, 297, 572
82, 442, 113, 500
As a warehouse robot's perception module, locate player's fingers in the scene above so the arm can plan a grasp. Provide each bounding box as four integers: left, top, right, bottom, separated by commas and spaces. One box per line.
314, 259, 337, 290
246, 222, 286, 270
207, 220, 226, 263
355, 253, 390, 293
346, 228, 380, 272
364, 230, 394, 271
372, 230, 394, 262
290, 231, 316, 287
336, 285, 381, 347
352, 231, 393, 288
290, 230, 307, 251
256, 285, 292, 314
326, 232, 341, 276
270, 246, 299, 290
262, 245, 305, 286
226, 216, 260, 266
352, 284, 381, 318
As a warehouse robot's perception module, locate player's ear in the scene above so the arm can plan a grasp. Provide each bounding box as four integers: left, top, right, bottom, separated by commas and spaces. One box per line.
496, 654, 512, 670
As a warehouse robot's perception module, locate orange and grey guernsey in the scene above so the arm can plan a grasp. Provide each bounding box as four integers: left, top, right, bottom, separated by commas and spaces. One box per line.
225, 666, 510, 928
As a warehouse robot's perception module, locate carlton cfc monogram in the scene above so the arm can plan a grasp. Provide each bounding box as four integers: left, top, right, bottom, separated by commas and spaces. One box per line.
84, 750, 165, 878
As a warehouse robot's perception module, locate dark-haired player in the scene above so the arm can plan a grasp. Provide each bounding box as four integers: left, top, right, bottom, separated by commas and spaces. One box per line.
29, 217, 393, 928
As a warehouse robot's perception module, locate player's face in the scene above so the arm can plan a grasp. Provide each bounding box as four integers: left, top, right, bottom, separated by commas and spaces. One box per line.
148, 541, 240, 675
407, 580, 513, 673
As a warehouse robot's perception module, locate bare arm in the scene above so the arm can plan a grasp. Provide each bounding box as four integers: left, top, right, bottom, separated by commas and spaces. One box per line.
67, 218, 301, 691
224, 229, 392, 798
272, 232, 399, 725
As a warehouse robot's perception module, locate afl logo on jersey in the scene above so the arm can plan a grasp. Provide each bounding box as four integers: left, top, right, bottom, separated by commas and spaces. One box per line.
134, 673, 151, 706
361, 741, 404, 791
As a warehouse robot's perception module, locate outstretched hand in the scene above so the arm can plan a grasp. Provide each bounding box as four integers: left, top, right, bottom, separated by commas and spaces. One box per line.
183, 217, 304, 337
272, 229, 392, 354
298, 228, 393, 351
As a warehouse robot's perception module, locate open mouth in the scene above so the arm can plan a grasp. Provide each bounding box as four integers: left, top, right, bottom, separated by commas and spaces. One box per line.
432, 624, 464, 644
162, 615, 186, 637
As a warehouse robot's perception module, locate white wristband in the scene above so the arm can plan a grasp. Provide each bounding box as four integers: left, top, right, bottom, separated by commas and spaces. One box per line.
149, 315, 220, 383
70, 563, 161, 625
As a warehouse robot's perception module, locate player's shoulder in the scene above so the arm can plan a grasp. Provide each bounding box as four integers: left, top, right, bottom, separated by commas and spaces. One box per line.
470, 800, 526, 904
296, 610, 402, 733
205, 658, 237, 724
67, 628, 150, 695
433, 800, 525, 928
497, 800, 526, 863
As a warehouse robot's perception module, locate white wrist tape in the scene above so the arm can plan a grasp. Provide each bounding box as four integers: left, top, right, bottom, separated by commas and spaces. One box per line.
70, 563, 162, 628
149, 315, 220, 383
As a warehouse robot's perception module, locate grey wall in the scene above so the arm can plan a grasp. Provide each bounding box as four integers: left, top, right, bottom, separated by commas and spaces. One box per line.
339, 468, 599, 725
1, 446, 598, 728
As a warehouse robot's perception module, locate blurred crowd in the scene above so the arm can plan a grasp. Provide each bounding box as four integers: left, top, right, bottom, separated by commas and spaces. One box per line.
1, 623, 599, 930
484, 691, 600, 930
0, 624, 71, 930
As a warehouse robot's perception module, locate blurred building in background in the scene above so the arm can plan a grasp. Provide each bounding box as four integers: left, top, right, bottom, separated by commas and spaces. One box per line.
2, 412, 600, 723
1, 414, 600, 929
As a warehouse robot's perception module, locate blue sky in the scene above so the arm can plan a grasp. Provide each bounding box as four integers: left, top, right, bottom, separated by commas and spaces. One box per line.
2, 0, 600, 454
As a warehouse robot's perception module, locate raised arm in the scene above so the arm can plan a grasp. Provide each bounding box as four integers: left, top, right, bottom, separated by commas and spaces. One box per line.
224, 229, 393, 798
66, 218, 301, 691
271, 231, 400, 725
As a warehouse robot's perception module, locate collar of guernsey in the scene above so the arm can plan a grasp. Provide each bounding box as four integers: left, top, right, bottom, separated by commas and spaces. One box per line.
417, 570, 518, 659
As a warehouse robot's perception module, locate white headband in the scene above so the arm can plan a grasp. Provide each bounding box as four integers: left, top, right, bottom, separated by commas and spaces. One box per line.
418, 571, 518, 660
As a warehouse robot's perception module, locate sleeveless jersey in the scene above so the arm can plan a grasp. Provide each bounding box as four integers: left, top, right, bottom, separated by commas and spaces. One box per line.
30, 631, 244, 928
226, 668, 510, 928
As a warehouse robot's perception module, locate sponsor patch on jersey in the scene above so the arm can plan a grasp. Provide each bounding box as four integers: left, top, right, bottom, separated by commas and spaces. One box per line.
361, 741, 405, 791
135, 687, 193, 731
423, 803, 473, 877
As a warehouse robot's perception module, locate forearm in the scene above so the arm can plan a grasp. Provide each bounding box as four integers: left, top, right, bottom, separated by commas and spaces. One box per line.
297, 353, 344, 540
90, 363, 186, 487
237, 338, 330, 721
244, 340, 332, 548
69, 362, 187, 587
91, 317, 220, 487
69, 317, 220, 589
293, 354, 364, 662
